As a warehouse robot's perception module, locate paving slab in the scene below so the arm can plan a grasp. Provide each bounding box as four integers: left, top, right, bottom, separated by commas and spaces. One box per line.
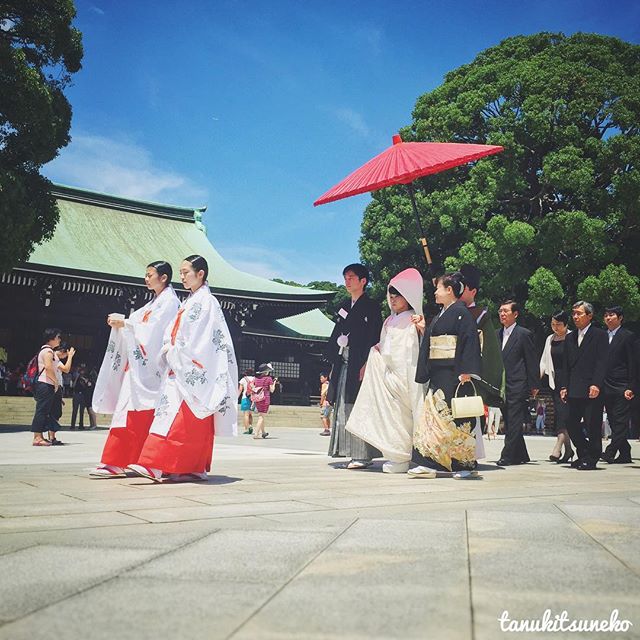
129, 528, 336, 584
0, 544, 159, 623
467, 509, 640, 640
0, 510, 148, 533
0, 576, 279, 640
121, 499, 329, 524
233, 518, 472, 640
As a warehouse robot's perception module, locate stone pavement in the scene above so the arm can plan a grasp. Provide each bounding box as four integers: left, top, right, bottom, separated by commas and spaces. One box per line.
1, 425, 639, 640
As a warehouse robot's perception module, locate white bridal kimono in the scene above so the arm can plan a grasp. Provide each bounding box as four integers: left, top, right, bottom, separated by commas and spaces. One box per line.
93, 286, 180, 424
149, 283, 238, 438
346, 269, 424, 463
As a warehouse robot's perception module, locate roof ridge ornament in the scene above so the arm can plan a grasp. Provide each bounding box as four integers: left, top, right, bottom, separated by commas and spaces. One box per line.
194, 208, 207, 235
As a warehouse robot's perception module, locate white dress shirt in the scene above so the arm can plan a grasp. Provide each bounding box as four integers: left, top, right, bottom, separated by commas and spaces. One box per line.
577, 323, 591, 346
608, 325, 620, 344
501, 322, 516, 349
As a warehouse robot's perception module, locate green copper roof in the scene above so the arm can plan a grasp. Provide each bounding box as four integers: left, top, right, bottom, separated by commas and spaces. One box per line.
276, 308, 334, 339
25, 185, 331, 301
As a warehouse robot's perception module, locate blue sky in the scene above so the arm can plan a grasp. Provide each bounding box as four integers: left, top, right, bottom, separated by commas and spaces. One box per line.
44, 0, 640, 284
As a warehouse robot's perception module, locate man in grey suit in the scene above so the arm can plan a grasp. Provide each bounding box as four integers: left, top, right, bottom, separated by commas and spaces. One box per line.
496, 300, 539, 466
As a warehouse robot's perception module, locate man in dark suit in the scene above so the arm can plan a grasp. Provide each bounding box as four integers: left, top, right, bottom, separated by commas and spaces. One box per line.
496, 300, 539, 466
601, 306, 636, 464
326, 263, 383, 468
559, 301, 609, 470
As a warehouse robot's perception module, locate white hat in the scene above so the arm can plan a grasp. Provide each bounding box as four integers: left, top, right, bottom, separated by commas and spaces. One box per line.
387, 268, 424, 317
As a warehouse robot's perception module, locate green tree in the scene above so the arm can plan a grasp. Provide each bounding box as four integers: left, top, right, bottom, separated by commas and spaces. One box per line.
306, 280, 349, 319
272, 279, 347, 319
0, 0, 82, 271
360, 33, 640, 321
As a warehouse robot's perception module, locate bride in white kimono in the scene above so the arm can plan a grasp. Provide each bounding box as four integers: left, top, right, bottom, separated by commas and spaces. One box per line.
91, 261, 180, 477
346, 268, 424, 473
129, 255, 238, 482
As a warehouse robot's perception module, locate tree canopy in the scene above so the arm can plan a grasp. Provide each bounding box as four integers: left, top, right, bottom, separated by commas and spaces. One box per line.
360, 32, 640, 322
0, 0, 82, 271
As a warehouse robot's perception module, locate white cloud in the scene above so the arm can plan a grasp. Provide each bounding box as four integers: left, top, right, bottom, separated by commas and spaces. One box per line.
90, 6, 105, 15
44, 133, 208, 206
327, 107, 371, 140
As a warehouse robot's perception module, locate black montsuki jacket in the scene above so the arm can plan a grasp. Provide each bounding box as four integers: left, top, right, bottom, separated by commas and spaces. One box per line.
325, 294, 383, 405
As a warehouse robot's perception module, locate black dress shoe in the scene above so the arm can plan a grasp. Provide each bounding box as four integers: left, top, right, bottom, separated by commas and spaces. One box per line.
612, 456, 633, 464
576, 460, 597, 470
570, 459, 582, 468
600, 454, 615, 463
558, 450, 574, 464
496, 458, 523, 466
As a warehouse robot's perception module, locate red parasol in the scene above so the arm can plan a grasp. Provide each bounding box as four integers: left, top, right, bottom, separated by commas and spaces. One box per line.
314, 134, 503, 271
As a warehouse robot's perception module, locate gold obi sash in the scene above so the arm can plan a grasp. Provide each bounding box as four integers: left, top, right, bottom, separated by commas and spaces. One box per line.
429, 335, 457, 359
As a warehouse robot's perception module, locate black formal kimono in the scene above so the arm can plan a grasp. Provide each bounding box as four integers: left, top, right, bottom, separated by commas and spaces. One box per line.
413, 300, 482, 470
326, 293, 383, 459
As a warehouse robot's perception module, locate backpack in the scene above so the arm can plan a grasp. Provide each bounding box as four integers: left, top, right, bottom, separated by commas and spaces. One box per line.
24, 347, 52, 392
249, 379, 265, 403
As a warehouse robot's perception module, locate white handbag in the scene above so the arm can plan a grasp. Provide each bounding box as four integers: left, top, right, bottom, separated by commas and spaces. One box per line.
451, 380, 484, 419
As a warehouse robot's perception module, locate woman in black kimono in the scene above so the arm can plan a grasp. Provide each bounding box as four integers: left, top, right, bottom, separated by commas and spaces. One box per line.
410, 271, 482, 478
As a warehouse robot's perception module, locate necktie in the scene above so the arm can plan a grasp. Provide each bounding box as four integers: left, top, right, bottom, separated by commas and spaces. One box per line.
578, 332, 583, 347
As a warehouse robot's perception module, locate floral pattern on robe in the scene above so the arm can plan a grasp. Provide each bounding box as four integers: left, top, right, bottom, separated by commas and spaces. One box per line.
413, 389, 476, 471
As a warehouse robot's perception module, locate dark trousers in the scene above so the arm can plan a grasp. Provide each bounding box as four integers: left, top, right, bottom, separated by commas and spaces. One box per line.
604, 392, 632, 459
567, 396, 604, 464
500, 394, 530, 463
31, 382, 55, 433
72, 392, 86, 428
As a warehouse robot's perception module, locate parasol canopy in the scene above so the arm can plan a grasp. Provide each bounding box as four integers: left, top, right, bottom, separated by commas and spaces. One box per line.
314, 134, 503, 206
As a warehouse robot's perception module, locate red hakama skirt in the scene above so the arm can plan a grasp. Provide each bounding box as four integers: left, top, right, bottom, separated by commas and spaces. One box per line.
136, 401, 215, 474
100, 409, 155, 468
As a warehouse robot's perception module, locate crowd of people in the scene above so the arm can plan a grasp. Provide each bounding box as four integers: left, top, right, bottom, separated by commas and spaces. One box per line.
322, 262, 638, 476
25, 257, 638, 480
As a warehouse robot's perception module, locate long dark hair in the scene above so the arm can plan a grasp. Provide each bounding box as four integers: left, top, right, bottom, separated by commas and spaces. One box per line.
147, 260, 173, 285
184, 254, 209, 281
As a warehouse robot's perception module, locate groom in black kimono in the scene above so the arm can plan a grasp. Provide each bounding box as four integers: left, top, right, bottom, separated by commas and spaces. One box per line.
326, 263, 383, 468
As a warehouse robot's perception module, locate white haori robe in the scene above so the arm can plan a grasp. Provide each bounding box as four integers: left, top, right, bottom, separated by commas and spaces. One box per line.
149, 283, 238, 438
346, 310, 424, 463
93, 286, 180, 427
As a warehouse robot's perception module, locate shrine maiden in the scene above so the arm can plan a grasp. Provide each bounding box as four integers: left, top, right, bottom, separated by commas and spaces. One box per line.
129, 255, 238, 482
91, 261, 180, 477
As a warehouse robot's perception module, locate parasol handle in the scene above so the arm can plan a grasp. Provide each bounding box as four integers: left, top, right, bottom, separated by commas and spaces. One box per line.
419, 237, 433, 265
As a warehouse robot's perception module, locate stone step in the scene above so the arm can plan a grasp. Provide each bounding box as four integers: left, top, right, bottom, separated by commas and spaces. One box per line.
0, 397, 323, 428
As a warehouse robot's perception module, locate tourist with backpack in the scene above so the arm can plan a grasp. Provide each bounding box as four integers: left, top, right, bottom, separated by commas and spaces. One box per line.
46, 343, 76, 445
29, 328, 63, 446
249, 363, 278, 439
